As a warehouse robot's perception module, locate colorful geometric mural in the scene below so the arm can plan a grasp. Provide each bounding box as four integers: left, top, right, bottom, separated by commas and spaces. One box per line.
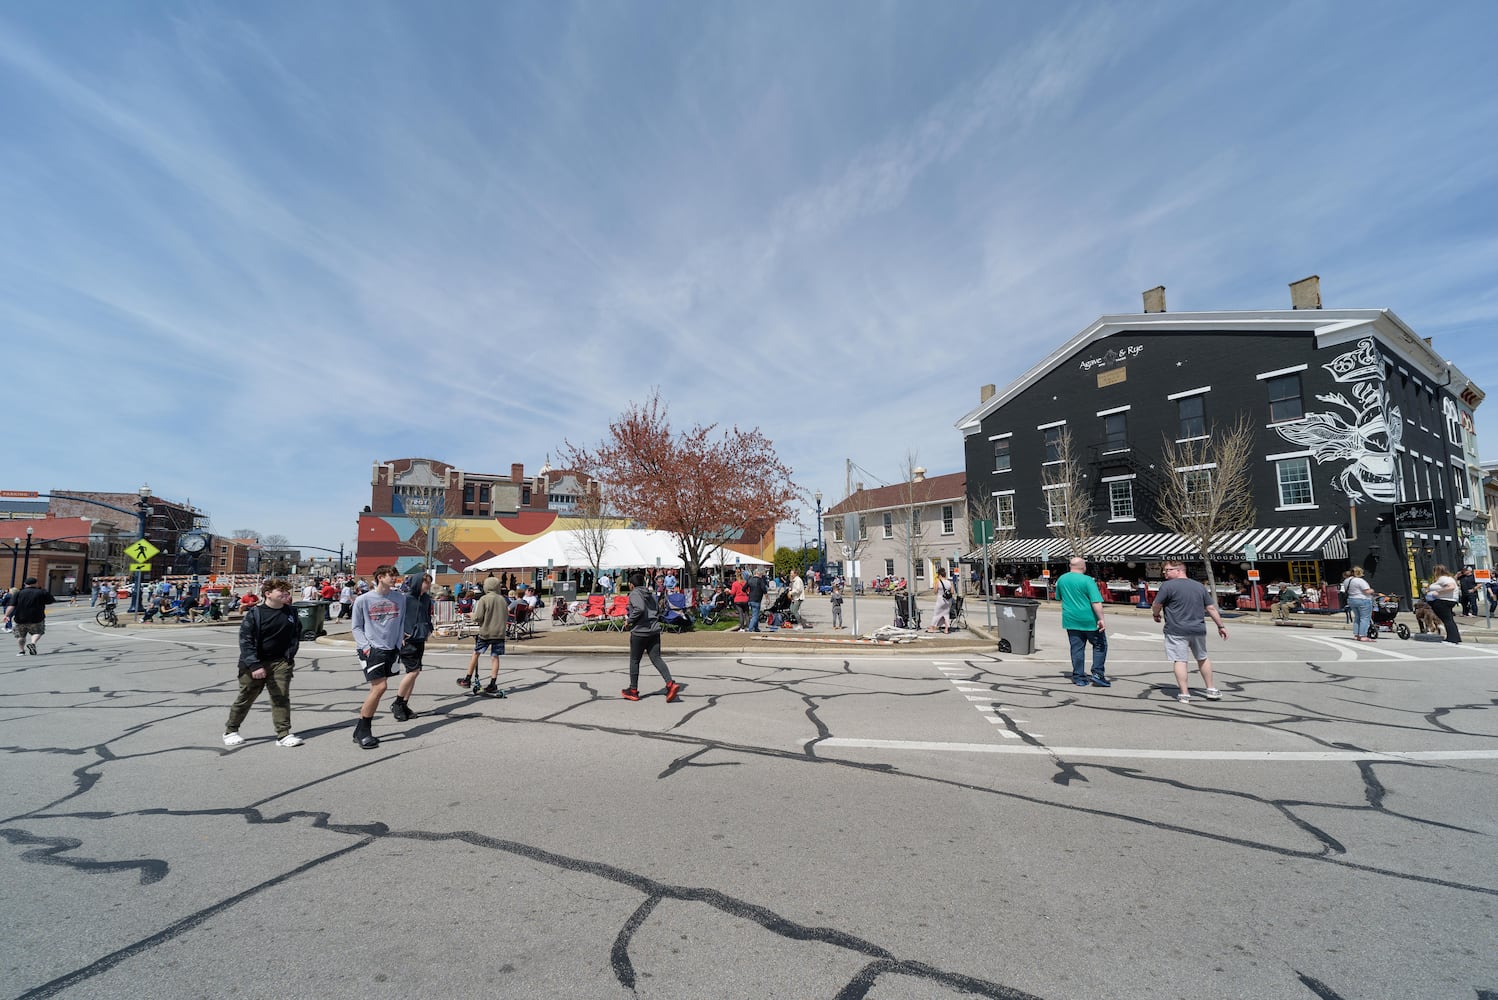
356, 511, 775, 577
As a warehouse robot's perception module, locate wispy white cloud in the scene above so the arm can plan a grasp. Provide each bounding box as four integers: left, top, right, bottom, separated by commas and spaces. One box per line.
2, 0, 1495, 543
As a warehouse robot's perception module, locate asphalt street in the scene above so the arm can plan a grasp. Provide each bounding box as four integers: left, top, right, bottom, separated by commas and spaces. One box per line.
2, 603, 1496, 999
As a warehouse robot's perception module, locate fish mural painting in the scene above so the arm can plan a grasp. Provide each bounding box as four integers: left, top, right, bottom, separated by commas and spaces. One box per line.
1272, 337, 1401, 503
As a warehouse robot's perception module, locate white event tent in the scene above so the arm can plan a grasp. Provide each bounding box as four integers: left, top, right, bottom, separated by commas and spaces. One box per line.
466, 528, 769, 572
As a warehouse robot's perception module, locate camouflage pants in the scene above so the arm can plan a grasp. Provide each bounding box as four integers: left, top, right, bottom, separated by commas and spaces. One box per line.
226, 659, 294, 738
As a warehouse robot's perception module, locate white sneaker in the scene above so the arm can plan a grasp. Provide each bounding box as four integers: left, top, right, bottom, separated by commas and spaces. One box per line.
1175, 692, 1192, 703
223, 732, 246, 746
275, 733, 304, 747
1203, 688, 1221, 700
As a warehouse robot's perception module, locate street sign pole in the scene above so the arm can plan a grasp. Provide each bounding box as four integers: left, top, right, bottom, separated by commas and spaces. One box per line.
975, 520, 994, 630
843, 513, 860, 635
1244, 542, 1259, 616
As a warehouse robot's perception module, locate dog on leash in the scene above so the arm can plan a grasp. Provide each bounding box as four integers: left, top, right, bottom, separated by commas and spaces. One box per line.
1413, 600, 1443, 637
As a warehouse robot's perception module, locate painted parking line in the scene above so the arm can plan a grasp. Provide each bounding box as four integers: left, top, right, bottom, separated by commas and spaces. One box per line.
811, 737, 1498, 762
930, 664, 1043, 741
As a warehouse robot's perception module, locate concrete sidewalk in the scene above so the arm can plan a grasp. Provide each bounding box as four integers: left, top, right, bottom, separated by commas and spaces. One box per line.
78, 589, 1496, 651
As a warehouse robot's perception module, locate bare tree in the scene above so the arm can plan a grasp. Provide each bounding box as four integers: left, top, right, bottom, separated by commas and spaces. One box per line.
1039, 427, 1094, 558
888, 452, 931, 589
566, 486, 620, 592
967, 490, 1017, 590
231, 529, 261, 541
1155, 415, 1258, 593
826, 489, 876, 582
399, 492, 459, 573
261, 533, 289, 549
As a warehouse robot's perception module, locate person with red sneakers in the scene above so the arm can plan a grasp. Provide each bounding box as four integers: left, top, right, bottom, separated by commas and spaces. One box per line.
620, 571, 680, 703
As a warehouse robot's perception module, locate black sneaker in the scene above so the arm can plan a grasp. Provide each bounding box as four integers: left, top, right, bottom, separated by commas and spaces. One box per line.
352, 718, 380, 749
391, 698, 413, 722
26, 641, 37, 655
484, 680, 499, 695
1091, 676, 1112, 688
456, 674, 473, 689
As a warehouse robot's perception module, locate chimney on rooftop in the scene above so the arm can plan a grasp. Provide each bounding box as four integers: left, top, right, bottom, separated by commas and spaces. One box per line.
510, 463, 524, 483
854, 482, 863, 493
980, 384, 995, 403
1290, 275, 1321, 310
1142, 286, 1166, 313
912, 467, 926, 483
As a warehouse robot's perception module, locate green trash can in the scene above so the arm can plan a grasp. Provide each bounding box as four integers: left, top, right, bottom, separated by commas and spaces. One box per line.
994, 597, 1040, 655
292, 600, 329, 640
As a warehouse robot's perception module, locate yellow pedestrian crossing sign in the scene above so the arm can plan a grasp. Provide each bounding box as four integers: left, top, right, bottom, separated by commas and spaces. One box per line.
129, 561, 152, 573
125, 539, 161, 563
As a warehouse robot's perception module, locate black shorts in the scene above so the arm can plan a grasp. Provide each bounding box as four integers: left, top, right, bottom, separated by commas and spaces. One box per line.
360, 646, 401, 682
399, 638, 426, 673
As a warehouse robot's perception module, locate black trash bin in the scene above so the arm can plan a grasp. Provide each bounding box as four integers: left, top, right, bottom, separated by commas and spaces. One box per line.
292, 600, 329, 640
994, 597, 1040, 654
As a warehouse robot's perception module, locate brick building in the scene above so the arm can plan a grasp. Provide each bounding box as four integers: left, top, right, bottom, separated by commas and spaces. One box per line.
0, 517, 94, 595
48, 488, 209, 578
210, 536, 261, 576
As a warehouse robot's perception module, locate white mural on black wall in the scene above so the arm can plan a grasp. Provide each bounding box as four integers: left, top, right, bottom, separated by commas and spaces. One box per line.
1272, 337, 1402, 503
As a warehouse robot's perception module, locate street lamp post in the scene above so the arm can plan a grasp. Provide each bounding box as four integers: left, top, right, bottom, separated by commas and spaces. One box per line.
132, 484, 150, 612
20, 527, 34, 585
814, 490, 824, 574
6, 537, 20, 590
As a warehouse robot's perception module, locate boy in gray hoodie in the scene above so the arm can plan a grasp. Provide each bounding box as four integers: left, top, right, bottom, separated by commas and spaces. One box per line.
350, 565, 407, 749
458, 576, 508, 696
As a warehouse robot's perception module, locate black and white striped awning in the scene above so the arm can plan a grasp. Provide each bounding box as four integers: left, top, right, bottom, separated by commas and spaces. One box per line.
967, 524, 1348, 563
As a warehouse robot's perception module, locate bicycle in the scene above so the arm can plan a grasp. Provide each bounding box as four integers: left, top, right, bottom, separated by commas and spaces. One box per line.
95, 603, 123, 628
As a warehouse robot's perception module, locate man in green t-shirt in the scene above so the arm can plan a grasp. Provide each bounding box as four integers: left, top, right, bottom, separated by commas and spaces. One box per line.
1056, 556, 1109, 687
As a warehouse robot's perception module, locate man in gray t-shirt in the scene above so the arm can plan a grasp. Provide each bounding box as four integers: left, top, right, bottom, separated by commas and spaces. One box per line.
1150, 560, 1229, 704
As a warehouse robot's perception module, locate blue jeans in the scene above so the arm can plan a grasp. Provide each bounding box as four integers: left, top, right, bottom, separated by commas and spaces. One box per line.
747, 601, 763, 631
1348, 596, 1373, 637
1067, 629, 1108, 680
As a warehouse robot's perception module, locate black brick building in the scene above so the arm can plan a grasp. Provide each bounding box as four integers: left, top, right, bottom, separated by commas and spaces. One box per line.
957, 284, 1483, 603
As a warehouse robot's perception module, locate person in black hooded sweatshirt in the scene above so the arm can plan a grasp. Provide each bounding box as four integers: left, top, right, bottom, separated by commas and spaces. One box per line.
391, 571, 434, 721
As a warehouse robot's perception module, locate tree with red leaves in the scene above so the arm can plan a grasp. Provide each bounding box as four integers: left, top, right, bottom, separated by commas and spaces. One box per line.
561, 390, 801, 583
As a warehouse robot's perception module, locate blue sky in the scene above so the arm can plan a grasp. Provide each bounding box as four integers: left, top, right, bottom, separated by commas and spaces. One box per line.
4, 0, 1496, 553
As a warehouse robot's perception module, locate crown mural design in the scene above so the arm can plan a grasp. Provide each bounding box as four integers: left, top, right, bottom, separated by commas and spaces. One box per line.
1323, 338, 1379, 383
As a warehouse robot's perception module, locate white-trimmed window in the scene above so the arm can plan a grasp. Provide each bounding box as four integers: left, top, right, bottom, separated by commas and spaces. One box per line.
858, 516, 868, 541
993, 438, 1011, 472
884, 558, 895, 576
833, 519, 844, 542
1108, 480, 1135, 521
1443, 398, 1463, 446
1276, 457, 1314, 507
1266, 373, 1304, 423
996, 494, 1015, 530
1177, 395, 1206, 440
1101, 411, 1128, 453
1181, 469, 1213, 514
941, 505, 954, 535
882, 512, 893, 538
915, 561, 925, 580
1044, 484, 1068, 525
1043, 426, 1064, 464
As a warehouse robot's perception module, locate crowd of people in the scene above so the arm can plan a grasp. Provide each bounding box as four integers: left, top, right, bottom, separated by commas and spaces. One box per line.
39, 556, 1487, 749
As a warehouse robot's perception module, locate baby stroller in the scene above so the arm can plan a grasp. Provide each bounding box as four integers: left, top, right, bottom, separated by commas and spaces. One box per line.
893, 592, 921, 630
763, 589, 793, 629
1367, 595, 1411, 640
